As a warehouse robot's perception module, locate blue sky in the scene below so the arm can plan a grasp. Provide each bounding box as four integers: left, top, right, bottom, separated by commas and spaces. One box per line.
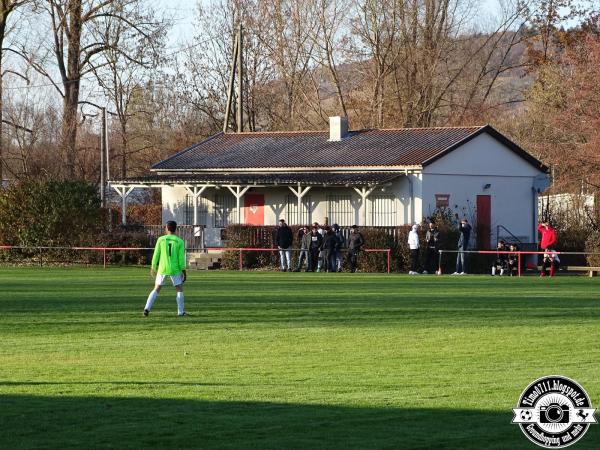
162, 0, 507, 48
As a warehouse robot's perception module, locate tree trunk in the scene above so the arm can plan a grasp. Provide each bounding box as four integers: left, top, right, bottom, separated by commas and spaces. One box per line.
61, 0, 83, 179
0, 4, 6, 185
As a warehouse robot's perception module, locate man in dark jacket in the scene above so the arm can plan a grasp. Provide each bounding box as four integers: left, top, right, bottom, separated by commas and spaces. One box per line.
321, 227, 338, 272
346, 225, 365, 273
424, 222, 440, 274
331, 224, 345, 272
453, 219, 471, 275
307, 226, 323, 272
276, 219, 293, 271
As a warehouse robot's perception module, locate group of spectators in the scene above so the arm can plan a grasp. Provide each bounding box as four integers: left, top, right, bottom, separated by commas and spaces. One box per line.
276, 217, 560, 276
407, 222, 442, 274
406, 218, 471, 275
275, 219, 365, 273
491, 241, 520, 276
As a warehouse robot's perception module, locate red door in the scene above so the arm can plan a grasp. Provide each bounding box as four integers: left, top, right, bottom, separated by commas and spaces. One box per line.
244, 194, 264, 225
476, 195, 491, 250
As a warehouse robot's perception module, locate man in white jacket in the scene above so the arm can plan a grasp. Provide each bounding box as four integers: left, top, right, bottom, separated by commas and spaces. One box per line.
408, 224, 420, 275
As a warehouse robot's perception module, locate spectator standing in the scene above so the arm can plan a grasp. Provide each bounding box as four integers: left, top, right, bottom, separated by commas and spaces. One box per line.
307, 226, 323, 272
313, 222, 326, 271
332, 224, 345, 272
424, 222, 439, 274
294, 226, 309, 272
347, 225, 365, 273
453, 218, 471, 275
321, 227, 337, 272
408, 224, 420, 275
276, 219, 293, 272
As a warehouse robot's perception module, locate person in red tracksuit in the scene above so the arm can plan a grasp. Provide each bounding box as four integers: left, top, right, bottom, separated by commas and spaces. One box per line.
538, 222, 557, 250
538, 222, 558, 277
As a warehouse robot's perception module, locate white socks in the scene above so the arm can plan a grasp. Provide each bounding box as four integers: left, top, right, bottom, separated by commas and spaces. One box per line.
176, 292, 185, 315
144, 290, 185, 315
144, 290, 158, 311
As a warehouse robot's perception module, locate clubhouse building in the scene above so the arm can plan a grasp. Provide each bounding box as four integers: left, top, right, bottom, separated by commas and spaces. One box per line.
112, 117, 548, 248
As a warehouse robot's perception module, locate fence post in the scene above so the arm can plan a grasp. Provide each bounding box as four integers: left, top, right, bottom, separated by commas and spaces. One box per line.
103, 248, 107, 269
387, 249, 391, 274
239, 249, 243, 271
39, 247, 43, 267
518, 253, 522, 277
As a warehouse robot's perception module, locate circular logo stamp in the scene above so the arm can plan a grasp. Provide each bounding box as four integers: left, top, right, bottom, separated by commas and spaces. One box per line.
512, 376, 597, 448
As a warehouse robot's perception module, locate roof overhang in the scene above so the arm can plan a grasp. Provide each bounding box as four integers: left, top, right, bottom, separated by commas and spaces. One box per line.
110, 170, 410, 188
150, 165, 422, 173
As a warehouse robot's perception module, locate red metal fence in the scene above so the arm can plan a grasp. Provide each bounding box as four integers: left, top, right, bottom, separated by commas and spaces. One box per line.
0, 245, 391, 273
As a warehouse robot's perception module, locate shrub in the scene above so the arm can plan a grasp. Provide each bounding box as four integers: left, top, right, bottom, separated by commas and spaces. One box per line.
356, 227, 407, 273
96, 225, 153, 265
0, 179, 103, 247
555, 225, 588, 266
221, 225, 278, 270
110, 204, 162, 226
585, 230, 600, 267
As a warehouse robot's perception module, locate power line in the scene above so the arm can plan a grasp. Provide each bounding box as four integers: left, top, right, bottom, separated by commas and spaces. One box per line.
3, 36, 220, 91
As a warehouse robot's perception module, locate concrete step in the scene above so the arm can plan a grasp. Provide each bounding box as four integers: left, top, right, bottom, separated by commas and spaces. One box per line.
188, 251, 222, 270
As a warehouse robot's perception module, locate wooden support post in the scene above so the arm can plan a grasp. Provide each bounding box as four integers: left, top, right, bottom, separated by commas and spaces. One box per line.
113, 186, 135, 225
184, 185, 208, 227
353, 186, 376, 226
226, 185, 251, 224
288, 183, 311, 225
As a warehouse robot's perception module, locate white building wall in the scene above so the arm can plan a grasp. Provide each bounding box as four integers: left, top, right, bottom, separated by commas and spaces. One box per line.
422, 133, 544, 243
161, 178, 415, 246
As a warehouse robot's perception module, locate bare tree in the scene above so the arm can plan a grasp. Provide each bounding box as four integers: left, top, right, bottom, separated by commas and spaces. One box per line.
22, 0, 164, 179
89, 2, 167, 178
256, 0, 319, 129
0, 0, 36, 183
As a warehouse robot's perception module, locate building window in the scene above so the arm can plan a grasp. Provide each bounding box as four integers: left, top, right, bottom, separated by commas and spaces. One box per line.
214, 193, 235, 227
327, 194, 353, 226
285, 194, 312, 225
371, 194, 397, 226
184, 195, 209, 226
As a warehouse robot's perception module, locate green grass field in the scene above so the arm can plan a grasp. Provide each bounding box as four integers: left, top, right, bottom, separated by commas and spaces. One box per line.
1, 268, 599, 449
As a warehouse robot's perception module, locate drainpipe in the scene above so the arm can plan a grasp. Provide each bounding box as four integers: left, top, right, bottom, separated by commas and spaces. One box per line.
405, 169, 414, 224
532, 187, 537, 244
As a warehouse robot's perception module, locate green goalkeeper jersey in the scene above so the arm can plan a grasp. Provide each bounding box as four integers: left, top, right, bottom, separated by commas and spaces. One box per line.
152, 234, 186, 275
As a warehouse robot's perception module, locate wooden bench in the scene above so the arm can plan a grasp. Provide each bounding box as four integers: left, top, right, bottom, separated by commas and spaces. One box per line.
563, 266, 600, 277
535, 265, 600, 277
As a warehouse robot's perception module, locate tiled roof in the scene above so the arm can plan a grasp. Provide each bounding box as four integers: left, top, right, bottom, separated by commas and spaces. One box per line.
151, 125, 547, 172
113, 172, 403, 186
152, 126, 476, 170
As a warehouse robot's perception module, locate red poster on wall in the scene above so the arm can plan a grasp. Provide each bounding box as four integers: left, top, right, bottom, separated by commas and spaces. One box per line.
435, 194, 450, 208
244, 194, 264, 225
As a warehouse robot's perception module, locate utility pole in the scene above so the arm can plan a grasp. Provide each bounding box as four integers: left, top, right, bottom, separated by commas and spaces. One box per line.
237, 23, 243, 132
100, 107, 107, 207
223, 32, 239, 133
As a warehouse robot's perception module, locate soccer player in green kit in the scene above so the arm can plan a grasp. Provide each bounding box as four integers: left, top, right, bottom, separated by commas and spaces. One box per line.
143, 221, 188, 316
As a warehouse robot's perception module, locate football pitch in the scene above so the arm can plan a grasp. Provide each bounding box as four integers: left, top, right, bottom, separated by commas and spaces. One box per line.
1, 268, 599, 449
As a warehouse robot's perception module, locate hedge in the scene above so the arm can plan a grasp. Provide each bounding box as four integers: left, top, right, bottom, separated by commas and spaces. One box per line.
221, 223, 461, 273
